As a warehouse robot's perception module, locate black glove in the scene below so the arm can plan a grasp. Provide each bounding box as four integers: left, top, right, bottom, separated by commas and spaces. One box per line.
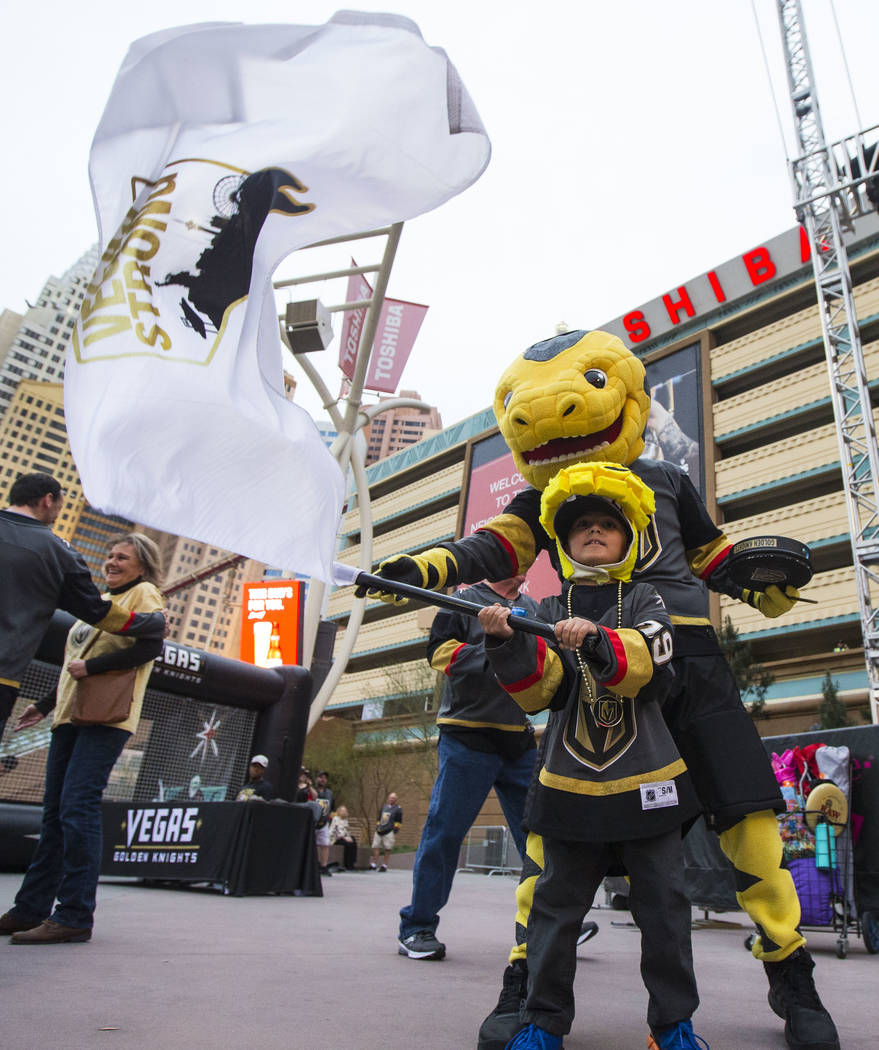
356, 549, 459, 604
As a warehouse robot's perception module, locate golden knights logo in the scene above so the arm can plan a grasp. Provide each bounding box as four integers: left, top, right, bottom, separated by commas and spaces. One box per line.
634, 513, 661, 575
72, 158, 315, 367
562, 685, 637, 772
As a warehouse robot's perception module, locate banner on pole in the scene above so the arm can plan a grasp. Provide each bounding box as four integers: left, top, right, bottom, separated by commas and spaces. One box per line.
65, 13, 490, 582
337, 261, 428, 392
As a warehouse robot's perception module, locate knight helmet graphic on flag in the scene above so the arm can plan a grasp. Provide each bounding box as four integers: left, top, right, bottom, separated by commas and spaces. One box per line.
73, 159, 315, 366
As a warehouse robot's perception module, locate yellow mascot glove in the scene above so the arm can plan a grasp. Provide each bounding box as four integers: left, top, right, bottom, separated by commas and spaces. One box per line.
742, 584, 800, 619
357, 550, 459, 605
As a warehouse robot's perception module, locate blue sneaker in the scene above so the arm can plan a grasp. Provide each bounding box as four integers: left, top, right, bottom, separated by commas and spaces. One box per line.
504, 1024, 563, 1050
647, 1020, 709, 1049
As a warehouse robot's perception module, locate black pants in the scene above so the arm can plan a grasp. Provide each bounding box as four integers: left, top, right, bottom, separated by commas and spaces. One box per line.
337, 837, 357, 869
665, 634, 781, 831
523, 829, 698, 1037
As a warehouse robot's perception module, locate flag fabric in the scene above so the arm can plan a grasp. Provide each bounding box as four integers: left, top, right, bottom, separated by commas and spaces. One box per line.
337, 261, 428, 392
66, 12, 490, 582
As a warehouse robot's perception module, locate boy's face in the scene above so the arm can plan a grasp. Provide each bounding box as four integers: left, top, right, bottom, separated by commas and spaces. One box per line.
564, 510, 628, 566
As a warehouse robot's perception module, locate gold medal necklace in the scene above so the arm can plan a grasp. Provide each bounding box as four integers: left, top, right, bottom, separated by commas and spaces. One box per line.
567, 580, 625, 729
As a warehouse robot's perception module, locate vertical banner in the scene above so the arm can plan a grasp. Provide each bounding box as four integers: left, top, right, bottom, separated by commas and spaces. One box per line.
364, 298, 429, 393
337, 259, 428, 392
338, 261, 370, 381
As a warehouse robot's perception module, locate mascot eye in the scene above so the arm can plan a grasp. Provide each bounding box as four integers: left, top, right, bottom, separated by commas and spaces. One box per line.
503, 391, 513, 409
584, 369, 607, 389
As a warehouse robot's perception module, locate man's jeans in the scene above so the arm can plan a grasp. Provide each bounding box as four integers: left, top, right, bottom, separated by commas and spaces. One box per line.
399, 732, 535, 939
11, 722, 129, 929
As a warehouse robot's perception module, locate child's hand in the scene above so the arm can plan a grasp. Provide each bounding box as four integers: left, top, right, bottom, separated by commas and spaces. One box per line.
554, 616, 598, 650
478, 603, 514, 639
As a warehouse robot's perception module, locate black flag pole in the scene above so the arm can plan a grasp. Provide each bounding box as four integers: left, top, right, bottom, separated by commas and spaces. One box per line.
332, 563, 557, 642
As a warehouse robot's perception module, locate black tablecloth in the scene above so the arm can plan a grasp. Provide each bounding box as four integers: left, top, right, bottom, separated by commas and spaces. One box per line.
683, 724, 879, 914
101, 800, 321, 896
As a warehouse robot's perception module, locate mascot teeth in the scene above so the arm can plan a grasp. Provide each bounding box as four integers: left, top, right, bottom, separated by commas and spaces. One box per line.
523, 416, 622, 465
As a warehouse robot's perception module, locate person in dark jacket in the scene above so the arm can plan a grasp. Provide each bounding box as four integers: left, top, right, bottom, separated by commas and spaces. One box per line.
478, 462, 706, 1050
397, 575, 539, 962
236, 755, 274, 801
0, 472, 166, 738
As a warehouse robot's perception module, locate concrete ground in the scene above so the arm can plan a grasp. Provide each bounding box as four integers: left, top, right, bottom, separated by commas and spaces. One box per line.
0, 868, 874, 1050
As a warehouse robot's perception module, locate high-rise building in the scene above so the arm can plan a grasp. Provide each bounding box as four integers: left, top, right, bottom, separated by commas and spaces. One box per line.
0, 309, 24, 369
0, 380, 83, 538
0, 246, 99, 421
362, 390, 442, 465
147, 531, 265, 658
0, 379, 134, 581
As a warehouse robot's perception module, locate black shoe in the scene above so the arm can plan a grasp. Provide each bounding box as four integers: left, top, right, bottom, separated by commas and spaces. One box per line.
477, 960, 528, 1050
397, 929, 446, 960
577, 920, 599, 946
764, 947, 840, 1050
319, 866, 333, 877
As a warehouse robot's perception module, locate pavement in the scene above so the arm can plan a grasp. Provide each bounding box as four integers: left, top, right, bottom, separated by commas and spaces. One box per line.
0, 867, 875, 1050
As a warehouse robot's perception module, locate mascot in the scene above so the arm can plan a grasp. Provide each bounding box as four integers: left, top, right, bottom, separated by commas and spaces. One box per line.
370, 330, 838, 1050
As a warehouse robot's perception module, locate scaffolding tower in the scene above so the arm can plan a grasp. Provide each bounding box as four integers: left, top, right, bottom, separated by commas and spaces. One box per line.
776, 0, 879, 722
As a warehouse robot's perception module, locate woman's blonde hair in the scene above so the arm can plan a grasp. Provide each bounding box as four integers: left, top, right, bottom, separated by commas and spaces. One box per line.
107, 532, 164, 586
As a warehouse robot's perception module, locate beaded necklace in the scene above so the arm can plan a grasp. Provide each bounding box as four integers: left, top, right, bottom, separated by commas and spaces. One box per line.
566, 579, 625, 729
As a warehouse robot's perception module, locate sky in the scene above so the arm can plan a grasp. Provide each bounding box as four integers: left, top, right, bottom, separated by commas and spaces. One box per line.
3, 0, 879, 429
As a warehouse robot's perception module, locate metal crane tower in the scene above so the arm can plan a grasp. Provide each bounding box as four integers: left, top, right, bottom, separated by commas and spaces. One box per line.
776, 0, 879, 722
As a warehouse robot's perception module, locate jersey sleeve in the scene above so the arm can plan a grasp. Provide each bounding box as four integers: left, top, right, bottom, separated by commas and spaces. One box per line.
584, 584, 675, 701
671, 469, 741, 599
484, 628, 567, 715
437, 488, 547, 584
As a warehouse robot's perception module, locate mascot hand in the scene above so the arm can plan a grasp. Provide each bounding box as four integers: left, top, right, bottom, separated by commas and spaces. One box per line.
357, 550, 459, 604
743, 584, 800, 619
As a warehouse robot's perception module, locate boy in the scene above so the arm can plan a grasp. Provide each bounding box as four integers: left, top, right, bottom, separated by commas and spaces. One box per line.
477, 462, 707, 1050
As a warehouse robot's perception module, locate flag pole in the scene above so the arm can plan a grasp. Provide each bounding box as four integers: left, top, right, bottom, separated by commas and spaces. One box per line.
281, 222, 441, 730
289, 223, 403, 719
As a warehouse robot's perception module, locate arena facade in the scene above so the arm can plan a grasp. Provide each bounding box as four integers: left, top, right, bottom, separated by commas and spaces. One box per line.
327, 211, 879, 748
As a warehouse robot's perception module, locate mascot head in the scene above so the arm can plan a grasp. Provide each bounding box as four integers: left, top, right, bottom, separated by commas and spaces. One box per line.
494, 329, 650, 491
540, 462, 655, 583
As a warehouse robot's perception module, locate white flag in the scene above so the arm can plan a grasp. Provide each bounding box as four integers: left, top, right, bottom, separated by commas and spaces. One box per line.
65, 12, 490, 582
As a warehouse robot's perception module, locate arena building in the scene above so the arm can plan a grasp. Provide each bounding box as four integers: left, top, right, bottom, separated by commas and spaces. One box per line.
326, 211, 879, 753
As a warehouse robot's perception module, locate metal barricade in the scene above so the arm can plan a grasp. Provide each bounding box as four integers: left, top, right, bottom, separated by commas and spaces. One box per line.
459, 825, 522, 876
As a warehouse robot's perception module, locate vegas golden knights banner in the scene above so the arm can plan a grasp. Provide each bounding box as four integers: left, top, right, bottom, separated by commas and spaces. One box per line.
65, 13, 490, 582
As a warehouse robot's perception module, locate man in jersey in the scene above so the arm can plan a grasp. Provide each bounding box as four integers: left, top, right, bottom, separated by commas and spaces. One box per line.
366, 330, 839, 1050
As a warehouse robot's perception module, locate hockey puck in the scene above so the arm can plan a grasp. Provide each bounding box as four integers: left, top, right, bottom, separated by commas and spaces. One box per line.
726, 536, 812, 591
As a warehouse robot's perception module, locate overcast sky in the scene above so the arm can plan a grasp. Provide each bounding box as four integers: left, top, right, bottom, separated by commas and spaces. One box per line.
4, 0, 878, 428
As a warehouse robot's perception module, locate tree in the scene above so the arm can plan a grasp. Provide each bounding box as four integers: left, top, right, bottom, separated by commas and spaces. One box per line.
302, 660, 441, 847
817, 671, 848, 729
717, 615, 774, 717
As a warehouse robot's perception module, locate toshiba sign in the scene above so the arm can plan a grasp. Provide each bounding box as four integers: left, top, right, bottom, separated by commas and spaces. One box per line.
602, 212, 879, 349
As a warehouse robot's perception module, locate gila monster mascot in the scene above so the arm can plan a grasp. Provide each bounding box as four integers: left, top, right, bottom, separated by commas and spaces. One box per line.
369, 329, 838, 1050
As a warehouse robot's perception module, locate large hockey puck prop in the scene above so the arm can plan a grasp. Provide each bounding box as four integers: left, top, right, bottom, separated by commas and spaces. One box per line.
726, 536, 812, 592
